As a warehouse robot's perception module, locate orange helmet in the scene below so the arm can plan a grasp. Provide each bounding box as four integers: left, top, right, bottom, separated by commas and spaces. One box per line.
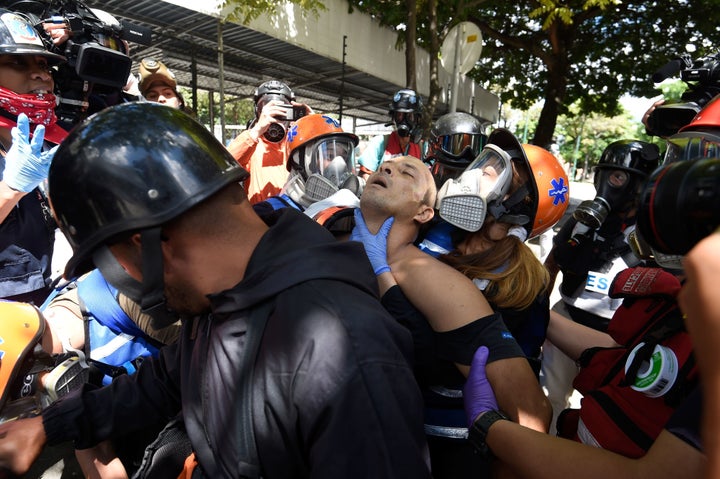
522, 144, 570, 239
0, 301, 44, 416
286, 114, 359, 176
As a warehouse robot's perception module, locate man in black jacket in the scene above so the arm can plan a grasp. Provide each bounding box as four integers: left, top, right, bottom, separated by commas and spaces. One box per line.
0, 103, 431, 478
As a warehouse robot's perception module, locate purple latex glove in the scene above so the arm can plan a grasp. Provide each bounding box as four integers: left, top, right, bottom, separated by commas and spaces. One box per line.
350, 208, 394, 275
463, 346, 499, 427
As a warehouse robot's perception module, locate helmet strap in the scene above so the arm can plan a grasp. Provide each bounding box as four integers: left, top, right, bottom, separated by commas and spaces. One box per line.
139, 227, 179, 329
489, 183, 530, 224
92, 228, 179, 329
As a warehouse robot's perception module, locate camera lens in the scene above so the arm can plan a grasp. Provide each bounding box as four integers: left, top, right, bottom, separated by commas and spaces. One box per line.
264, 123, 286, 143
637, 157, 720, 255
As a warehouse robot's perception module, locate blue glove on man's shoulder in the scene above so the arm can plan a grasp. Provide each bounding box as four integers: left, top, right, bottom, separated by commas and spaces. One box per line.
2, 113, 58, 193
350, 208, 394, 276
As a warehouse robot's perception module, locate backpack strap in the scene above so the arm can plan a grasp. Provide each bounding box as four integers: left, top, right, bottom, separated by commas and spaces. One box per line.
234, 299, 275, 478
77, 269, 146, 338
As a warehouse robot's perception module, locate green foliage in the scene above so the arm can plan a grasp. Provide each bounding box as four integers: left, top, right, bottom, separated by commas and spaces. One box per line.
346, 0, 720, 146
220, 0, 326, 23
529, 1, 575, 29
184, 87, 255, 135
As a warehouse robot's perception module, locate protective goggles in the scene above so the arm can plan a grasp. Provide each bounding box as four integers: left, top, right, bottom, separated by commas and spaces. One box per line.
393, 91, 418, 105
431, 132, 484, 160
436, 144, 514, 232
663, 131, 720, 165
393, 111, 417, 124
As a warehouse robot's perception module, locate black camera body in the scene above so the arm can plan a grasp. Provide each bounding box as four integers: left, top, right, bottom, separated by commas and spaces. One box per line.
7, 0, 151, 128
647, 51, 720, 137
276, 104, 307, 122
637, 157, 720, 255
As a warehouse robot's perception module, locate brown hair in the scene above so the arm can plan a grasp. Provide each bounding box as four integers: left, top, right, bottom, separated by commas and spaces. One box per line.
439, 158, 548, 311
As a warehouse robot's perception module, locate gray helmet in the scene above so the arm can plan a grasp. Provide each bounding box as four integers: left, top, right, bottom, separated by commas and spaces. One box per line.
49, 102, 249, 278
428, 112, 487, 186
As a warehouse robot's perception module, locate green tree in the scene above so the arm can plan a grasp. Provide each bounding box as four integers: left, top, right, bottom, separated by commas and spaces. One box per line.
347, 0, 720, 147
183, 88, 255, 137
467, 0, 720, 147
220, 0, 326, 23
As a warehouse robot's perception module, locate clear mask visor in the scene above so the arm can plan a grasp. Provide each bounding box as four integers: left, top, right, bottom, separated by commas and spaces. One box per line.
304, 137, 357, 203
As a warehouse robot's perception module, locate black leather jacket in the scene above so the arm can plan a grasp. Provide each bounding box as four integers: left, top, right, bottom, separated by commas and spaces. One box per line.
43, 209, 430, 479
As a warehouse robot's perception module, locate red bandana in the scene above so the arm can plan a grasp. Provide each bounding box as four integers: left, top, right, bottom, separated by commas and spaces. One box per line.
0, 86, 67, 144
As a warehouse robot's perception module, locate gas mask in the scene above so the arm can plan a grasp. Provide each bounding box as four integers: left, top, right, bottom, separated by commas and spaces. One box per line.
574, 168, 642, 230
284, 136, 363, 208
392, 111, 417, 138
436, 144, 514, 232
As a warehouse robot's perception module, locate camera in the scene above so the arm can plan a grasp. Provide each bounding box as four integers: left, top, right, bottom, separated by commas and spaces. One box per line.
276, 104, 307, 122
647, 51, 720, 137
7, 0, 151, 128
262, 105, 307, 142
636, 157, 720, 255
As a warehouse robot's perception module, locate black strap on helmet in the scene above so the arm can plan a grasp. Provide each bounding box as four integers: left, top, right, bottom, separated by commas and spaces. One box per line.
93, 228, 179, 329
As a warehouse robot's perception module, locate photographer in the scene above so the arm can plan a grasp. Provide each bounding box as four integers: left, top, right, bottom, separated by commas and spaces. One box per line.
644, 50, 720, 137
0, 10, 67, 306
226, 80, 312, 204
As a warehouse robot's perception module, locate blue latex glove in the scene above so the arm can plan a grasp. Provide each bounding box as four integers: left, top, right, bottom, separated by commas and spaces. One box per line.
463, 346, 499, 427
350, 208, 394, 275
2, 113, 57, 192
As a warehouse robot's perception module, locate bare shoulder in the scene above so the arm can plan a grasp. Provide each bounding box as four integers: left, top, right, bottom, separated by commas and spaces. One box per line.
390, 244, 494, 331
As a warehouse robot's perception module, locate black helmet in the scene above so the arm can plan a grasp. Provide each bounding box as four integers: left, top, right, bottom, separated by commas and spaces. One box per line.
389, 88, 422, 114
49, 102, 249, 279
389, 89, 422, 139
428, 112, 487, 186
595, 140, 660, 177
0, 10, 65, 64
254, 80, 294, 104
253, 80, 295, 122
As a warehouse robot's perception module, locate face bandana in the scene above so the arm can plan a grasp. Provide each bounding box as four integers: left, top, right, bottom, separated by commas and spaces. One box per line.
0, 86, 67, 144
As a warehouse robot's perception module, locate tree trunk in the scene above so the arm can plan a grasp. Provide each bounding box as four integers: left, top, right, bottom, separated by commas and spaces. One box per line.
532, 68, 566, 148
424, 0, 440, 134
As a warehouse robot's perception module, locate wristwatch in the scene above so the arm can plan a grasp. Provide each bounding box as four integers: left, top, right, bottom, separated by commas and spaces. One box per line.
468, 410, 509, 459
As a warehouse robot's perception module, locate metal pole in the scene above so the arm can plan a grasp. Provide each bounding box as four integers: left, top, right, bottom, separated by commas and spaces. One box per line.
191, 48, 197, 114
209, 90, 215, 136
218, 20, 226, 144
339, 35, 347, 122
449, 24, 464, 113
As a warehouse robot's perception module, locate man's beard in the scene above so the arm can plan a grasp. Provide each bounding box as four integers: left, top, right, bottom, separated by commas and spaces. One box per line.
164, 281, 209, 316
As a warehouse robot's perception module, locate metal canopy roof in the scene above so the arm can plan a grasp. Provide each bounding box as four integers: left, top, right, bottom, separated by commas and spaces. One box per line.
80, 0, 423, 126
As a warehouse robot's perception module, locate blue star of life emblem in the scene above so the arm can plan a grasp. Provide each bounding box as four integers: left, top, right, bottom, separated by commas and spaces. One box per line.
548, 177, 568, 205
287, 125, 298, 142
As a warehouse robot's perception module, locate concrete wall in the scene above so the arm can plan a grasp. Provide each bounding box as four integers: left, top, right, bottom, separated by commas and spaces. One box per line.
163, 0, 500, 123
